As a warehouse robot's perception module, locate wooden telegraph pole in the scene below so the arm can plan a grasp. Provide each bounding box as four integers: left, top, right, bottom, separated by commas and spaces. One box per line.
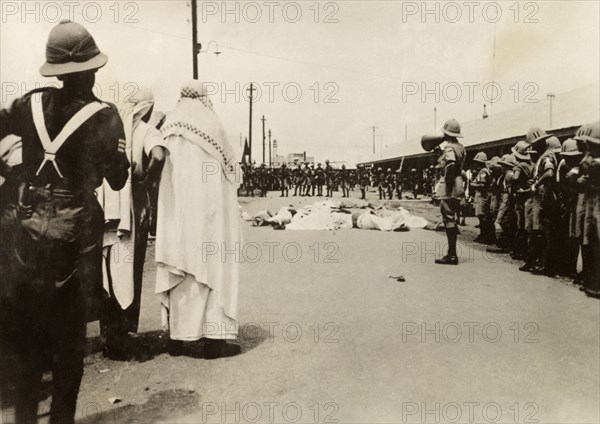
268, 129, 272, 167
191, 0, 200, 79
247, 83, 255, 163
261, 115, 266, 164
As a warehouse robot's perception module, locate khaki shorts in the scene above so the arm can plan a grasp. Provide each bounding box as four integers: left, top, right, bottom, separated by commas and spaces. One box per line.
441, 198, 461, 229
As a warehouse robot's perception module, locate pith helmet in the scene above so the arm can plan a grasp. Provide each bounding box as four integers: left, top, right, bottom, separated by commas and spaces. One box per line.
545, 136, 561, 153
40, 20, 108, 77
442, 119, 463, 138
560, 138, 583, 156
511, 141, 533, 160
499, 154, 517, 168
387, 168, 392, 172
525, 127, 551, 145
575, 121, 600, 144
473, 152, 488, 163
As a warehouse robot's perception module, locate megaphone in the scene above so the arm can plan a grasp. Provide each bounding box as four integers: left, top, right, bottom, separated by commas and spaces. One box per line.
421, 131, 445, 152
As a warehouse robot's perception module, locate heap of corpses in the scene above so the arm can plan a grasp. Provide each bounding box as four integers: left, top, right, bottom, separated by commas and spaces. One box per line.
243, 199, 429, 231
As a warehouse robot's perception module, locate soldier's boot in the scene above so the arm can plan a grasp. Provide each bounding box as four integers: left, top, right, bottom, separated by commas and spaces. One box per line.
436, 226, 458, 265
361, 189, 366, 200
474, 217, 486, 243
534, 228, 555, 276
519, 231, 541, 272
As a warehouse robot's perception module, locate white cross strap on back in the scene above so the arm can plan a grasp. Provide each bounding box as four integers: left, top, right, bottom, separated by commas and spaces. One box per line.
31, 92, 109, 178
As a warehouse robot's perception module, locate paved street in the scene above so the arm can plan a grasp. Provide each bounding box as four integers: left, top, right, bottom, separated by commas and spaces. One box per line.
4, 191, 598, 424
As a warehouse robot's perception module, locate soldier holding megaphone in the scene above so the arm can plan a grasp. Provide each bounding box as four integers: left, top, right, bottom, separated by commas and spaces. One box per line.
421, 119, 466, 265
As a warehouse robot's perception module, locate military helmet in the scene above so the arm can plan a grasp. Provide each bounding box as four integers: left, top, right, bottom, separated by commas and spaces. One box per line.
575, 121, 600, 144
377, 167, 382, 171
40, 20, 108, 77
525, 127, 551, 145
473, 152, 488, 163
560, 138, 583, 156
325, 159, 330, 163
387, 168, 392, 172
499, 154, 517, 168
441, 118, 463, 138
545, 136, 561, 153
511, 140, 534, 160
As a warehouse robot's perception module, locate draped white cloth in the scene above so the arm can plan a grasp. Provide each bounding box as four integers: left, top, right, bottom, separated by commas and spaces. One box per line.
155, 82, 241, 340
96, 88, 162, 309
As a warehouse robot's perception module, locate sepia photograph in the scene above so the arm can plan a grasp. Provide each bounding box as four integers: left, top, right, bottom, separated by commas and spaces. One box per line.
0, 1, 599, 423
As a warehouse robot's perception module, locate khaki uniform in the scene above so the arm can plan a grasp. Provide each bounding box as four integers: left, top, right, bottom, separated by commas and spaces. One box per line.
437, 142, 466, 229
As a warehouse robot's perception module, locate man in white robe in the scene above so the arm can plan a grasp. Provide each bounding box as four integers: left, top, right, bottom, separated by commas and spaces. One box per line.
156, 81, 242, 359
97, 87, 167, 359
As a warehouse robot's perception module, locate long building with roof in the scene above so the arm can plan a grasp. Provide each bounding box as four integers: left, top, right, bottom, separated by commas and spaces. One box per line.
359, 84, 600, 172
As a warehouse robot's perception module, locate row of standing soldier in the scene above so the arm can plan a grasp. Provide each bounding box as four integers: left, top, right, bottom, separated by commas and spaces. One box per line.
240, 162, 419, 200
467, 123, 600, 298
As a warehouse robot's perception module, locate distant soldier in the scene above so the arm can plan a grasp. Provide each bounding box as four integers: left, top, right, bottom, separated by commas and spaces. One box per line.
292, 163, 302, 196
489, 154, 518, 254
259, 163, 268, 197
325, 160, 334, 197
511, 141, 535, 260
280, 163, 290, 197
385, 168, 394, 199
488, 156, 503, 222
303, 163, 312, 196
315, 162, 325, 196
309, 163, 317, 196
470, 152, 493, 244
339, 165, 349, 197
357, 165, 369, 199
395, 168, 403, 199
434, 119, 466, 265
246, 163, 256, 196
376, 167, 385, 199
409, 168, 419, 199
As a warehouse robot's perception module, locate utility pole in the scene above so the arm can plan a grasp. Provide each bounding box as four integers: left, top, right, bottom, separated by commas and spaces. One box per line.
547, 93, 555, 128
191, 0, 200, 79
261, 115, 266, 164
268, 130, 272, 167
372, 125, 376, 154
433, 107, 437, 130
247, 83, 255, 163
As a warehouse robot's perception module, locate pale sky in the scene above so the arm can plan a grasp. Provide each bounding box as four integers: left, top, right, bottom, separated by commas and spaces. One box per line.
1, 1, 599, 164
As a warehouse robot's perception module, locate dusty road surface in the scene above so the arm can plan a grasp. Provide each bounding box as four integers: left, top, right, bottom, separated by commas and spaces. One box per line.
2, 190, 599, 424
